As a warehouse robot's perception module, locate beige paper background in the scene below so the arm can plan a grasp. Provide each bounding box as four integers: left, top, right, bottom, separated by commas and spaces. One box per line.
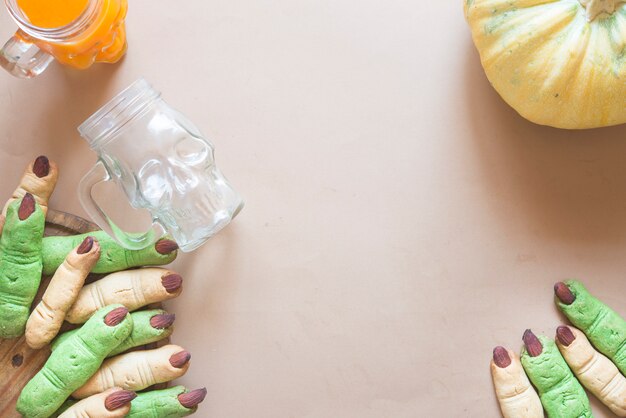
0, 1, 624, 416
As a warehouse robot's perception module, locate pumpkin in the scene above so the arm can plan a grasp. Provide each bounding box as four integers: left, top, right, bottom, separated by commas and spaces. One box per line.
465, 0, 626, 129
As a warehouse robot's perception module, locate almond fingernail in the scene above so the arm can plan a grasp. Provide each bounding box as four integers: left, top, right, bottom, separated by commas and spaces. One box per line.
554, 282, 575, 305
155, 239, 178, 255
162, 274, 183, 294
18, 193, 36, 220
556, 325, 576, 347
523, 329, 543, 357
150, 313, 176, 329
178, 388, 207, 409
170, 350, 191, 368
77, 236, 95, 254
492, 346, 511, 368
105, 390, 136, 411
104, 307, 129, 326
33, 155, 50, 178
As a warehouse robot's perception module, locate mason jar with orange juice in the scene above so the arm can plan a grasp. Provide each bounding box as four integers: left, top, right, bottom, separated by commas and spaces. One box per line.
0, 0, 128, 78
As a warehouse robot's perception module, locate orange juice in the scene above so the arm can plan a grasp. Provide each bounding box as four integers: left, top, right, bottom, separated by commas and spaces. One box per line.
17, 0, 89, 28
17, 0, 128, 69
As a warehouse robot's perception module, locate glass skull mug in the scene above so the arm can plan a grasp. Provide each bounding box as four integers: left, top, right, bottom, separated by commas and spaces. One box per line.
78, 79, 244, 252
0, 0, 127, 78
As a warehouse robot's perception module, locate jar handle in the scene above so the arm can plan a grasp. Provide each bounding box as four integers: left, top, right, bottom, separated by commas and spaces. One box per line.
0, 30, 54, 78
78, 160, 168, 250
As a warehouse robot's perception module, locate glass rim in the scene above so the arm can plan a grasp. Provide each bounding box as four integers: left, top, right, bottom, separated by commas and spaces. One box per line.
4, 0, 102, 40
79, 78, 161, 147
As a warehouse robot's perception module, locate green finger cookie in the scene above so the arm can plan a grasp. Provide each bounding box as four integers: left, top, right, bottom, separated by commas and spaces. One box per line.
108, 309, 174, 356
128, 386, 200, 418
16, 304, 133, 418
521, 334, 591, 418
556, 280, 626, 374
0, 197, 44, 338
42, 231, 177, 275
51, 309, 174, 357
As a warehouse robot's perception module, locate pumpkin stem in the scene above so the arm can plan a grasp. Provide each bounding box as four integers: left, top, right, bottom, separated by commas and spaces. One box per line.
580, 0, 617, 20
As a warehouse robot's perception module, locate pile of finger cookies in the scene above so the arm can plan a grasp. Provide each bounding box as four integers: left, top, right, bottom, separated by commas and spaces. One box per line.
491, 280, 625, 418
0, 156, 206, 418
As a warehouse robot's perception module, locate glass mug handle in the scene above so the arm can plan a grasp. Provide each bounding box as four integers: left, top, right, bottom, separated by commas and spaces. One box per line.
0, 30, 54, 78
78, 160, 168, 250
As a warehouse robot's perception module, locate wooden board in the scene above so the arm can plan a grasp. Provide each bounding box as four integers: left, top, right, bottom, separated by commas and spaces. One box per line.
0, 209, 170, 417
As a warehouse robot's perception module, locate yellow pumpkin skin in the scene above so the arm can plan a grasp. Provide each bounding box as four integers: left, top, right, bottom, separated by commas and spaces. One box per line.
465, 0, 626, 129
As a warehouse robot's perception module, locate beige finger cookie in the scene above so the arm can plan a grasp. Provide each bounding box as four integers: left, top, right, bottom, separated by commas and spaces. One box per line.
3, 156, 58, 217
65, 268, 183, 324
26, 236, 101, 349
59, 388, 136, 418
556, 326, 626, 417
73, 344, 191, 398
491, 346, 543, 418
